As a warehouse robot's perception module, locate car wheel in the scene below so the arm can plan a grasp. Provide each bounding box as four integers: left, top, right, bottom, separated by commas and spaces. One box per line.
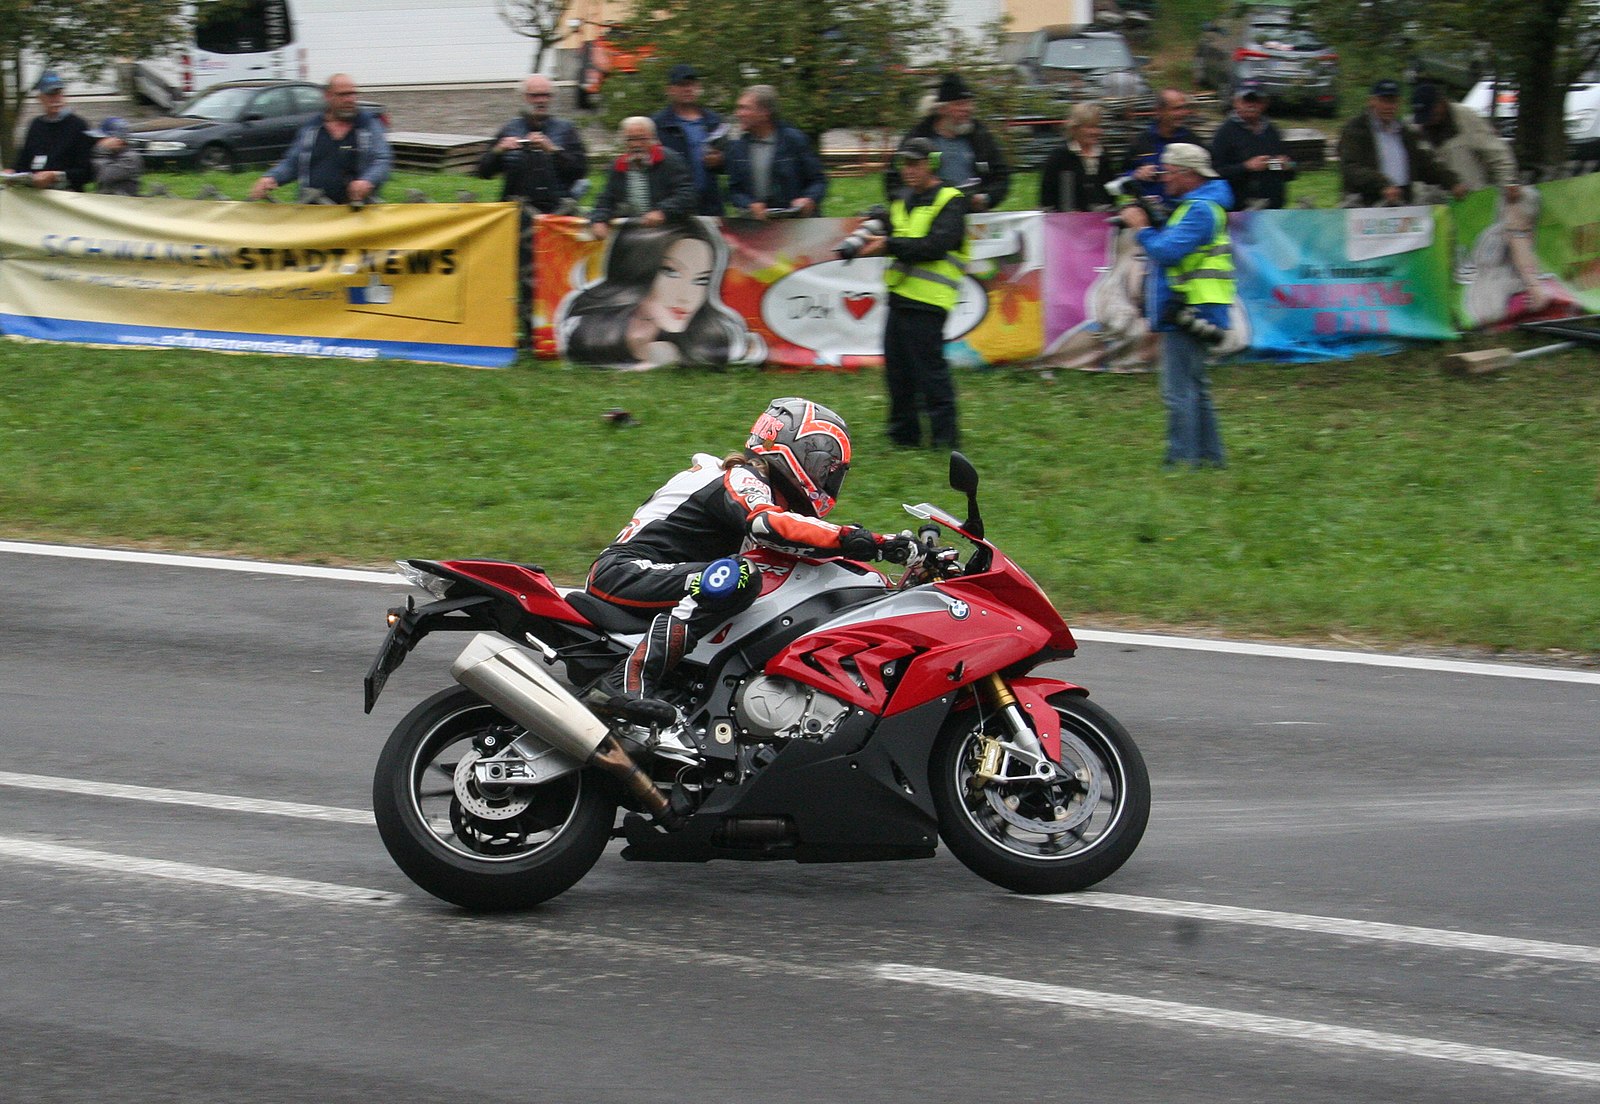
197, 143, 235, 173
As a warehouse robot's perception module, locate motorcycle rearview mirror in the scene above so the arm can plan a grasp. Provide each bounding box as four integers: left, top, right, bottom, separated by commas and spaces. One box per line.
948, 451, 983, 539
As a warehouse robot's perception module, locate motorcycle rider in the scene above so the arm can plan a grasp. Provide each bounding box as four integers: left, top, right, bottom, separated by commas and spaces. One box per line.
585, 397, 914, 718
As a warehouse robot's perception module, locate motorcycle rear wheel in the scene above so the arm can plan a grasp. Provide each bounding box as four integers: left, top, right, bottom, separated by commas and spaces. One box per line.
932, 692, 1149, 894
373, 686, 617, 910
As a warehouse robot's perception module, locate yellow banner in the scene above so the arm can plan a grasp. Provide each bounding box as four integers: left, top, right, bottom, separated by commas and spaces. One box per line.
0, 190, 518, 367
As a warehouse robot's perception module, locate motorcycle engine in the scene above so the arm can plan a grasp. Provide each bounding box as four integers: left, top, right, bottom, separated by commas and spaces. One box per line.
732, 676, 851, 744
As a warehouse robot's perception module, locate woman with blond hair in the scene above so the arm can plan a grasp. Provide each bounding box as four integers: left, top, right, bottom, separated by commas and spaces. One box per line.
1039, 101, 1114, 212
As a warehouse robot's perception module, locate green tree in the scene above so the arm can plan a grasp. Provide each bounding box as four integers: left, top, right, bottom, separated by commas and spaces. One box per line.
1303, 0, 1600, 172
1, 0, 191, 166
607, 0, 952, 139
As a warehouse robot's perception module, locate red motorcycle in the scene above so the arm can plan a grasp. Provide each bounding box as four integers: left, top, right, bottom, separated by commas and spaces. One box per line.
365, 454, 1149, 909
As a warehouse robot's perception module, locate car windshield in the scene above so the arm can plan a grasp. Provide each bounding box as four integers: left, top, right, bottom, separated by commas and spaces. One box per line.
1253, 28, 1326, 50
175, 86, 255, 121
1042, 37, 1134, 70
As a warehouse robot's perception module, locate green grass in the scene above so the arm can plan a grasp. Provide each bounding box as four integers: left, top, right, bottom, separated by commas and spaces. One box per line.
2, 340, 1597, 658
143, 164, 1348, 213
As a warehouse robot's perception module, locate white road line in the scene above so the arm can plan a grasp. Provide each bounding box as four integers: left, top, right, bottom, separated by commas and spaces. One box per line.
1072, 628, 1600, 685
0, 771, 373, 825
0, 836, 403, 906
1029, 892, 1600, 966
876, 963, 1600, 1084
0, 539, 403, 585
6, 539, 1599, 684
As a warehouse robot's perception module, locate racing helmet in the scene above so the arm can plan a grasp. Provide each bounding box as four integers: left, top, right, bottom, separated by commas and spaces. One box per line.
745, 397, 852, 517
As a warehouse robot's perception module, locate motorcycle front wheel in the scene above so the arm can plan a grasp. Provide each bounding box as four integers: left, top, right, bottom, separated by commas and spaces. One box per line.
373, 686, 617, 910
932, 692, 1149, 894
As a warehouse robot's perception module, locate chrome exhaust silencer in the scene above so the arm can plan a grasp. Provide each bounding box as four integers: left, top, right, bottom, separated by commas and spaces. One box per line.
451, 633, 680, 828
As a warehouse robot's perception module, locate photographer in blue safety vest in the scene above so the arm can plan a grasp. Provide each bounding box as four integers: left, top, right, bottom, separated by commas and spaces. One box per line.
852, 138, 970, 450
1115, 142, 1234, 469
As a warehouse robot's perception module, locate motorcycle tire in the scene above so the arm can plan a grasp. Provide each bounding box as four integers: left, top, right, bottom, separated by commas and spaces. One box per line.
932, 692, 1150, 895
373, 686, 617, 910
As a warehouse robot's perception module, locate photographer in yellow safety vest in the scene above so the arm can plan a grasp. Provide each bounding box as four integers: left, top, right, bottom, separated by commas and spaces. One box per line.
853, 138, 971, 449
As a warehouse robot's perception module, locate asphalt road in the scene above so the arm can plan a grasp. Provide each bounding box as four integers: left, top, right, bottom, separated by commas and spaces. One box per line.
2, 544, 1597, 1103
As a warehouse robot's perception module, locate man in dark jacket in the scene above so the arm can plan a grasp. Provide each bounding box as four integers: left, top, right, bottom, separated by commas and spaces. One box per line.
1337, 79, 1463, 205
885, 73, 1009, 212
249, 73, 392, 203
1209, 81, 1296, 209
1122, 88, 1200, 206
725, 84, 826, 218
477, 74, 588, 212
9, 72, 94, 191
651, 64, 725, 216
589, 117, 696, 239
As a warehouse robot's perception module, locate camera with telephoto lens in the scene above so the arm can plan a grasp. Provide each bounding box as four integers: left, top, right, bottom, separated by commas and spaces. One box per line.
1104, 174, 1166, 229
835, 205, 891, 263
1161, 294, 1227, 346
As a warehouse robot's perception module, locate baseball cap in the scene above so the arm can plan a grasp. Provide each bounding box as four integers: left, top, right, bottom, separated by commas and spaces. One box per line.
1161, 142, 1218, 178
898, 137, 936, 162
1371, 79, 1401, 98
1411, 81, 1442, 122
1235, 80, 1266, 100
35, 72, 65, 94
89, 116, 130, 139
667, 63, 700, 84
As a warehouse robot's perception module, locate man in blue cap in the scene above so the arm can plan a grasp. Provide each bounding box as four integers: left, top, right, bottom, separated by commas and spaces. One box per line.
1209, 81, 1296, 209
9, 72, 94, 191
652, 64, 725, 216
1337, 79, 1462, 205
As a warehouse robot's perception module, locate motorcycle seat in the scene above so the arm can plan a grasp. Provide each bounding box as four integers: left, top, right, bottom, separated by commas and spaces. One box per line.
563, 589, 657, 634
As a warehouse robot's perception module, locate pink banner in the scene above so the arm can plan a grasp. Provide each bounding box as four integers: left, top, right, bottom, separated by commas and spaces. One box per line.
1039, 212, 1155, 373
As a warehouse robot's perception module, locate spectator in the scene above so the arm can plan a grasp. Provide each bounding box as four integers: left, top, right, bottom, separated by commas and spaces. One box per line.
1122, 88, 1200, 206
652, 64, 725, 216
1115, 144, 1235, 469
89, 117, 143, 196
1336, 79, 1462, 206
1209, 81, 1296, 210
1038, 101, 1114, 212
589, 117, 696, 240
249, 74, 392, 204
856, 138, 970, 449
1412, 82, 1519, 195
9, 72, 93, 191
725, 84, 826, 219
476, 74, 588, 212
886, 73, 1010, 212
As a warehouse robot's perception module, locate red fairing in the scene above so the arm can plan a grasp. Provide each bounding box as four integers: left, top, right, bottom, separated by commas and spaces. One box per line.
943, 549, 1077, 653
765, 606, 1049, 716
439, 560, 591, 625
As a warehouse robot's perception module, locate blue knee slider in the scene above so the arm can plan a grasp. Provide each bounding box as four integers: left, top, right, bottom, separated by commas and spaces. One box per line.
691, 556, 758, 608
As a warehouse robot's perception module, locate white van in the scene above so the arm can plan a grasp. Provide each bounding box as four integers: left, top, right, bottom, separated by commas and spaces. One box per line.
131, 1, 301, 110
1464, 69, 1600, 162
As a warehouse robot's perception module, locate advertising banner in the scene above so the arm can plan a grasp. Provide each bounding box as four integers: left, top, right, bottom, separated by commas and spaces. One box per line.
533, 212, 1044, 370
1452, 174, 1600, 327
1038, 212, 1155, 372
1229, 205, 1458, 360
0, 190, 519, 367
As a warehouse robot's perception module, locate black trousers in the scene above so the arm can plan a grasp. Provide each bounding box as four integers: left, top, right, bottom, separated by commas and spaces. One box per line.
883, 302, 958, 448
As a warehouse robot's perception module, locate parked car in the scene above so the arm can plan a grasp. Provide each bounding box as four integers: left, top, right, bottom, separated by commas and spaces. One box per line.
1463, 69, 1600, 161
1006, 24, 1155, 168
1194, 4, 1340, 116
127, 80, 388, 172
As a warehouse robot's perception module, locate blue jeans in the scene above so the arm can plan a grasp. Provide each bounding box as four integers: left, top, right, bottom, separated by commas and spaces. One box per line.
1159, 330, 1225, 466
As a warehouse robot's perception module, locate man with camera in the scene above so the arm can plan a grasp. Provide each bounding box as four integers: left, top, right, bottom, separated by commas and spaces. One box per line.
1209, 81, 1296, 210
854, 138, 970, 450
1115, 144, 1233, 469
477, 74, 588, 212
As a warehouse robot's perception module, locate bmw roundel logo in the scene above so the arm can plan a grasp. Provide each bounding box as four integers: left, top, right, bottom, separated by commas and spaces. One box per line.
947, 599, 970, 620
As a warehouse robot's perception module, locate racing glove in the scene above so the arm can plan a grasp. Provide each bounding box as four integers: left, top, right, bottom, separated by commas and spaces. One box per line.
838, 526, 916, 564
